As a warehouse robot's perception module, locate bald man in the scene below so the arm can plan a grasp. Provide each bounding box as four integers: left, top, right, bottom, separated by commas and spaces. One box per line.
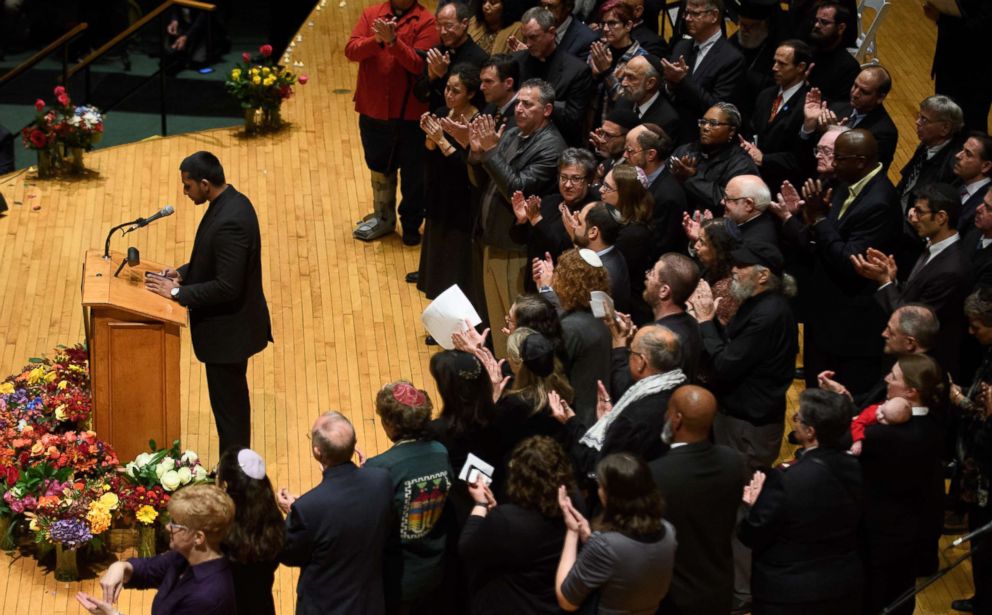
279, 412, 394, 615
722, 175, 779, 246
650, 386, 748, 615
780, 129, 902, 398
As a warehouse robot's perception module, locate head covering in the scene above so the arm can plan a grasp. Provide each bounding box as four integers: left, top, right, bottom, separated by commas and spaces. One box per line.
392, 382, 427, 407
520, 332, 555, 377
450, 350, 483, 381
578, 248, 603, 267
736, 0, 778, 19
643, 54, 665, 79
730, 241, 784, 276
237, 448, 266, 480
605, 107, 639, 131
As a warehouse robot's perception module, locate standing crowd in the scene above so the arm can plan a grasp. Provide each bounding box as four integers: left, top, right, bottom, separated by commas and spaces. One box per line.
76, 0, 992, 614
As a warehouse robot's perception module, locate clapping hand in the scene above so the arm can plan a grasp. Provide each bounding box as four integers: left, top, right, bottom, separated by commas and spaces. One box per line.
559, 203, 580, 240
669, 154, 698, 181
802, 87, 827, 133
799, 177, 832, 224
850, 247, 897, 285
742, 470, 766, 507
816, 370, 852, 399
687, 278, 718, 323
420, 112, 444, 143
549, 390, 576, 424
739, 135, 763, 166
426, 48, 451, 80
468, 476, 497, 510
452, 320, 489, 352
506, 35, 527, 52
660, 55, 690, 84
588, 41, 613, 75
770, 180, 803, 221
817, 107, 844, 131
470, 114, 502, 153
681, 209, 709, 242
372, 17, 397, 44
595, 380, 613, 420
532, 251, 555, 288
558, 486, 592, 542
605, 310, 635, 348
473, 345, 510, 402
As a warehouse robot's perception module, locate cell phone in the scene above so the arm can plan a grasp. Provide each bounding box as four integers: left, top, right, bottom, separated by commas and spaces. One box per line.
144, 271, 167, 279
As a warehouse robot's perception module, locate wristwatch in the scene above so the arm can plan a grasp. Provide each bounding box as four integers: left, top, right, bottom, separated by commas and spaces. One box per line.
170, 287, 180, 300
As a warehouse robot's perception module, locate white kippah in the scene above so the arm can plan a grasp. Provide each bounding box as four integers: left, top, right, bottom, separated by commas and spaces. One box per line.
578, 248, 603, 268
237, 448, 266, 480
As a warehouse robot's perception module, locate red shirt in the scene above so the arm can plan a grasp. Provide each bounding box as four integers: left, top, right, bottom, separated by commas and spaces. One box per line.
345, 2, 439, 121
850, 403, 881, 442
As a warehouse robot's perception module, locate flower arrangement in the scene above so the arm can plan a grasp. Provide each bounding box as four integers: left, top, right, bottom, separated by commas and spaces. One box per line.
20, 87, 104, 177
26, 479, 119, 548
0, 345, 93, 435
225, 44, 308, 133
124, 440, 208, 493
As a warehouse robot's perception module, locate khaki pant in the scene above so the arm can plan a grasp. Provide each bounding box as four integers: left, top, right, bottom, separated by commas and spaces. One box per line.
483, 246, 527, 359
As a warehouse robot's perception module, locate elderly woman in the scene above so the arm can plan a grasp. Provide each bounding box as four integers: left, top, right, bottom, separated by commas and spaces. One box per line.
460, 435, 578, 614
366, 380, 453, 612
739, 389, 864, 615
555, 453, 677, 613
533, 248, 613, 425
76, 484, 236, 615
669, 102, 759, 215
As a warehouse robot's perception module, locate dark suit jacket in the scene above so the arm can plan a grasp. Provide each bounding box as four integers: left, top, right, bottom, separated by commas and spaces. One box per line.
740, 448, 864, 605
516, 47, 594, 146
829, 101, 899, 172
671, 141, 759, 215
557, 17, 599, 61
738, 212, 779, 248
781, 170, 902, 357
749, 83, 810, 192
652, 441, 747, 615
414, 37, 489, 112
876, 239, 971, 380
614, 94, 683, 145
730, 34, 775, 123
281, 462, 394, 615
668, 36, 745, 131
479, 123, 566, 250
648, 166, 689, 258
601, 246, 632, 315
957, 180, 992, 236
807, 44, 859, 103
176, 185, 272, 364
631, 23, 667, 58
896, 138, 961, 212
961, 228, 992, 288
560, 308, 613, 424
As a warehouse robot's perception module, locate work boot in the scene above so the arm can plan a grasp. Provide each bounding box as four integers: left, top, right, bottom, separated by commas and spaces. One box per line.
354, 171, 397, 241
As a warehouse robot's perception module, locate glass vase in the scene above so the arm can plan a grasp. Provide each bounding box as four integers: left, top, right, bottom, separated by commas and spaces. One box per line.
65, 146, 85, 175
36, 149, 56, 179
54, 543, 79, 582
263, 106, 282, 131
244, 107, 264, 135
137, 524, 157, 558
0, 515, 15, 551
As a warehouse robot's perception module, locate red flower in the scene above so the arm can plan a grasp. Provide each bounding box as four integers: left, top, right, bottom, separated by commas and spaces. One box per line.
242, 52, 251, 63
259, 44, 273, 58
34, 99, 45, 112
279, 85, 291, 99
57, 93, 70, 107
54, 86, 66, 96
298, 74, 309, 85
29, 129, 48, 149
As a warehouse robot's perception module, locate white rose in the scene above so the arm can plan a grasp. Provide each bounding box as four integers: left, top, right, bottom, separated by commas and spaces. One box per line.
134, 452, 152, 467
177, 467, 192, 485
193, 465, 208, 481
181, 450, 198, 465
160, 470, 181, 491
155, 459, 174, 479
125, 462, 137, 477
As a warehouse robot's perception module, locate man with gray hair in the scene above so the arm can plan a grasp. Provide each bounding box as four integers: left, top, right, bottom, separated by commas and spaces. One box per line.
896, 95, 965, 215
722, 175, 779, 246
515, 6, 593, 146
614, 55, 683, 145
278, 411, 393, 615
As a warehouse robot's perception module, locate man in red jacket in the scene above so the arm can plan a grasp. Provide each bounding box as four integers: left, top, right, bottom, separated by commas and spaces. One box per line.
346, 0, 439, 245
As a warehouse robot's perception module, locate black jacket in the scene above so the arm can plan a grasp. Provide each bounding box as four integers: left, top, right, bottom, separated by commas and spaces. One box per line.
700, 291, 798, 425
516, 47, 594, 146
557, 17, 599, 61
829, 101, 899, 172
749, 83, 810, 192
671, 141, 759, 215
957, 180, 992, 236
648, 166, 689, 258
807, 44, 859, 103
177, 185, 272, 364
962, 228, 992, 289
614, 94, 683, 145
413, 37, 489, 111
668, 36, 745, 131
740, 447, 864, 605
738, 212, 780, 248
651, 441, 748, 615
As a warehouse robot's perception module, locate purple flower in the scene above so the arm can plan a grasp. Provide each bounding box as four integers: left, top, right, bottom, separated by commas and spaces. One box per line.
49, 518, 92, 550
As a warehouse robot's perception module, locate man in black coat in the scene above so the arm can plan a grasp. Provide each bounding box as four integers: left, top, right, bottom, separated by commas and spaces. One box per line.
651, 385, 749, 615
953, 132, 992, 235
571, 202, 632, 314
515, 7, 594, 146
780, 129, 902, 399
414, 2, 488, 111
689, 240, 798, 470
740, 389, 864, 614
926, 0, 992, 133
626, 0, 667, 57
624, 125, 688, 258
852, 183, 972, 381
278, 412, 393, 615
822, 66, 899, 172
479, 54, 521, 132
145, 151, 272, 454
962, 190, 992, 288
614, 55, 683, 145
729, 0, 778, 122
741, 39, 812, 192
542, 0, 598, 61
722, 175, 779, 247
660, 0, 744, 136
805, 2, 859, 103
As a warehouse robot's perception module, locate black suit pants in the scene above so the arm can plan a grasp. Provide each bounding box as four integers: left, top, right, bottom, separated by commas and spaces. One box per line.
358, 115, 425, 234
205, 360, 251, 454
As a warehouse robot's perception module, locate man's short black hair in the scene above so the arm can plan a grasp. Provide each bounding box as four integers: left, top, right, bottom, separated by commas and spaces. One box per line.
180, 151, 226, 186
483, 53, 520, 91
968, 131, 992, 174
818, 1, 851, 25
798, 388, 855, 449
915, 182, 962, 228
778, 38, 813, 69
585, 203, 623, 245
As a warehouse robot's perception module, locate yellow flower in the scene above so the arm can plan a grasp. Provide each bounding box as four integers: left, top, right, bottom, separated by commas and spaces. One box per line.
261, 67, 271, 76
87, 505, 111, 534
136, 505, 158, 525
252, 76, 262, 85
231, 68, 242, 80
57, 380, 68, 390
263, 76, 276, 87
250, 67, 260, 76
28, 367, 46, 384
28, 517, 39, 532
55, 405, 67, 421
45, 371, 57, 383
0, 382, 13, 394
98, 492, 119, 510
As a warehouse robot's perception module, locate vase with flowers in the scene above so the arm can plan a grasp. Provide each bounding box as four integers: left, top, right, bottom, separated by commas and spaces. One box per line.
20, 88, 104, 177
226, 44, 308, 134
21, 96, 60, 178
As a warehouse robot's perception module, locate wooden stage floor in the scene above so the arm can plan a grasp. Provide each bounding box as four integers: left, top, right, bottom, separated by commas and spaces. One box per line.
0, 1, 978, 612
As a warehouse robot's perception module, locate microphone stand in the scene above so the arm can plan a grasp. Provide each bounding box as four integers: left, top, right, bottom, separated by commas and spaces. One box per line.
880, 543, 980, 614
102, 219, 141, 259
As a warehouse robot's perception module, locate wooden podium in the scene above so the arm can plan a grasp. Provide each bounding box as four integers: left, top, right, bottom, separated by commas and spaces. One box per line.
82, 250, 187, 462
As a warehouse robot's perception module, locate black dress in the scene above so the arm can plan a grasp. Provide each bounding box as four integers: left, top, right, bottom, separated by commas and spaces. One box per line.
417, 107, 483, 309
230, 558, 278, 615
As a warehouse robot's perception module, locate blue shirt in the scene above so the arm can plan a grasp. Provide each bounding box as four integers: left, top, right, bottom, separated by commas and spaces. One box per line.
127, 550, 236, 615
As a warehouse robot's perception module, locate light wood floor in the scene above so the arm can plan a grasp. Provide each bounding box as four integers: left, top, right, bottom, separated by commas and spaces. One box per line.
0, 1, 979, 612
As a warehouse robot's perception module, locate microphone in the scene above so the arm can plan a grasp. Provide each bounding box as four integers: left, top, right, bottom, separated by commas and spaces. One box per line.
125, 205, 174, 234
950, 519, 992, 548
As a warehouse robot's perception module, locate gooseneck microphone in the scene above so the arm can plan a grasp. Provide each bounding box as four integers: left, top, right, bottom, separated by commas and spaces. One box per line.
103, 205, 175, 258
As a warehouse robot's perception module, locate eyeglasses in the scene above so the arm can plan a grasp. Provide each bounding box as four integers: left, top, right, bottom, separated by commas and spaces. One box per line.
916, 113, 944, 126
698, 118, 731, 128
623, 146, 643, 154
601, 19, 624, 29
559, 174, 587, 184
683, 8, 715, 18
909, 206, 936, 217
814, 146, 834, 157
722, 195, 749, 203
599, 182, 617, 194
166, 522, 191, 535
833, 154, 866, 162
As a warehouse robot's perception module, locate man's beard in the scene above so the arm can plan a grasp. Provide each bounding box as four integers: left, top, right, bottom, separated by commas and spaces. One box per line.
661, 418, 674, 445
736, 27, 768, 50
622, 86, 646, 105
573, 231, 590, 248
730, 274, 757, 302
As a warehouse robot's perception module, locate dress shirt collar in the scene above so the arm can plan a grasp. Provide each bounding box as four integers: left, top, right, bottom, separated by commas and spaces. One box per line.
637, 91, 660, 118
669, 442, 688, 449
982, 236, 992, 250
924, 232, 959, 264
926, 139, 951, 160
778, 81, 804, 107
596, 245, 616, 257
644, 163, 664, 185
964, 177, 992, 199
847, 163, 884, 201
555, 16, 573, 44
696, 29, 722, 56
499, 93, 518, 116
911, 406, 929, 416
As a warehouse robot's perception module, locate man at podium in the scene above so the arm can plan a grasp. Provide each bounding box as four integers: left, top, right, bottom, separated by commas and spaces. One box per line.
145, 151, 273, 454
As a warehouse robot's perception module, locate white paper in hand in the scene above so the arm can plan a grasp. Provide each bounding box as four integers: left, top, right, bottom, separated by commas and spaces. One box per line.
458, 453, 495, 485
590, 290, 614, 319
421, 284, 482, 350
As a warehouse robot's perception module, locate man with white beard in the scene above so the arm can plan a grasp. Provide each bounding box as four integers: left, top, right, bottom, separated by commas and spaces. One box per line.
687, 240, 798, 470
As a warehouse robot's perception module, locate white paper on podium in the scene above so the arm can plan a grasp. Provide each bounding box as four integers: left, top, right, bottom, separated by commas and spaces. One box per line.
421, 285, 482, 350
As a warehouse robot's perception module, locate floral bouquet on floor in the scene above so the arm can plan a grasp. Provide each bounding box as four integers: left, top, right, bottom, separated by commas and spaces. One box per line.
225, 44, 308, 133
21, 87, 104, 176
0, 344, 92, 434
